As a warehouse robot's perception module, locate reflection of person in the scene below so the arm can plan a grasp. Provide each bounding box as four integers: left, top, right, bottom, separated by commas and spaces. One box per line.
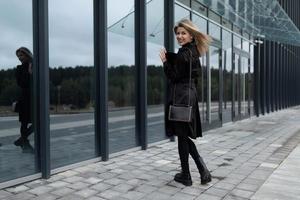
14, 47, 34, 153
159, 19, 211, 186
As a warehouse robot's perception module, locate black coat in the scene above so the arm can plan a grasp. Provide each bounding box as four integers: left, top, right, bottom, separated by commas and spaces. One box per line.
163, 42, 202, 139
16, 63, 32, 123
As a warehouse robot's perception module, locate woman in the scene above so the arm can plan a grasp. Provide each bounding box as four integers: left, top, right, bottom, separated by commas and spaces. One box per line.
159, 19, 211, 186
14, 47, 34, 153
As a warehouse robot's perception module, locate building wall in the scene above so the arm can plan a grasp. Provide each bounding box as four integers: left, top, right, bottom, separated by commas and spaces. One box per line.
0, 0, 299, 188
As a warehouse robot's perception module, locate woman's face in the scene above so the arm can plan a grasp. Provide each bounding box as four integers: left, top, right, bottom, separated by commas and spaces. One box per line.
176, 26, 193, 46
17, 52, 30, 64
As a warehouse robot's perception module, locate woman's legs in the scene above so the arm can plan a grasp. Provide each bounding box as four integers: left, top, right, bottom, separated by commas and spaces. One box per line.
187, 137, 211, 184
14, 122, 34, 153
175, 135, 192, 186
177, 135, 190, 174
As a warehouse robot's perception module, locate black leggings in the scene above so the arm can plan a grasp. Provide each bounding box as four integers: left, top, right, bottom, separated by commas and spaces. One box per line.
177, 135, 200, 173
20, 122, 33, 140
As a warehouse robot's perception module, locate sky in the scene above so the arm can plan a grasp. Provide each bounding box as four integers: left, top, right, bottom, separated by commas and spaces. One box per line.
0, 0, 164, 70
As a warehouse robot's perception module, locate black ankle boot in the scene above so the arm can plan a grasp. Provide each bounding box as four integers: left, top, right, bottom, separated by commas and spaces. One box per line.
22, 139, 34, 153
14, 137, 23, 146
174, 172, 192, 186
194, 156, 212, 184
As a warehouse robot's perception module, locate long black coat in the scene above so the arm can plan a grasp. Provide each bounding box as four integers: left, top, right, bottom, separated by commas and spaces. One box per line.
16, 63, 32, 123
164, 42, 202, 139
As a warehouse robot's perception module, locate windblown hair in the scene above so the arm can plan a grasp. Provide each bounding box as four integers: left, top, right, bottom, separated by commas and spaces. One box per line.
174, 19, 211, 56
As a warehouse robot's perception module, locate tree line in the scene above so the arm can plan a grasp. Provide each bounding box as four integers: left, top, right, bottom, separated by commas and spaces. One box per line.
0, 65, 165, 110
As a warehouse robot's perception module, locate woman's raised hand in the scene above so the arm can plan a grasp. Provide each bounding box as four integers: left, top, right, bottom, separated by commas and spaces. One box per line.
159, 48, 167, 63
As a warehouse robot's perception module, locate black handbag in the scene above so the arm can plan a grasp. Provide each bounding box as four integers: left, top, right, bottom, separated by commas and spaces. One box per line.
168, 49, 193, 123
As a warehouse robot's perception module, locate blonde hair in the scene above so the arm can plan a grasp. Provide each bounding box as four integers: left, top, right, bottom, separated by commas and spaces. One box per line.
174, 19, 211, 56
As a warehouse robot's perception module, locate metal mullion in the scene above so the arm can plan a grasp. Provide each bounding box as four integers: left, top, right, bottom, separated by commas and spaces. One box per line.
94, 0, 108, 160
32, 0, 50, 178
135, 0, 147, 150
165, 0, 175, 141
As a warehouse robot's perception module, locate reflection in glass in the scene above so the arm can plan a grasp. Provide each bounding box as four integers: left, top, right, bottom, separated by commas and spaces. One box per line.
250, 44, 254, 115
147, 0, 165, 143
193, 14, 207, 35
209, 46, 220, 122
49, 0, 95, 169
222, 29, 232, 122
192, 14, 208, 123
241, 57, 247, 115
175, 4, 190, 50
234, 54, 239, 118
233, 35, 242, 49
108, 0, 136, 153
0, 1, 37, 183
209, 23, 220, 40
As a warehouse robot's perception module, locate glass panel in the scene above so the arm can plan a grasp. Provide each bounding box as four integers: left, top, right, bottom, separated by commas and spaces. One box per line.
242, 38, 249, 52
175, 4, 190, 50
209, 22, 221, 40
250, 44, 254, 115
234, 54, 239, 117
222, 29, 232, 121
49, 0, 95, 168
147, 0, 165, 143
195, 0, 300, 46
240, 57, 247, 115
192, 0, 207, 16
108, 0, 136, 153
233, 35, 242, 49
177, 0, 190, 7
192, 14, 208, 123
0, 1, 38, 182
210, 46, 220, 122
192, 14, 207, 34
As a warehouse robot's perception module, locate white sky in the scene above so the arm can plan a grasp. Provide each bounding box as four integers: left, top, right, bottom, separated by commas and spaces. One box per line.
0, 0, 164, 70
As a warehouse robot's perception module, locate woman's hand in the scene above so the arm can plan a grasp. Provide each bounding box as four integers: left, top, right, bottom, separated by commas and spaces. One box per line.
159, 48, 167, 63
28, 63, 32, 74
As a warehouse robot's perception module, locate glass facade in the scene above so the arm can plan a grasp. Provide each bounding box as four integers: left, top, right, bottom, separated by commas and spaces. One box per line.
5, 0, 300, 188
108, 0, 136, 153
146, 0, 165, 143
222, 29, 232, 123
0, 1, 37, 183
49, 0, 95, 169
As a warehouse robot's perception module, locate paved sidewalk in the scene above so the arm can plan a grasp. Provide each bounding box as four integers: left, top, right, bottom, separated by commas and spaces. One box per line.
1, 107, 300, 200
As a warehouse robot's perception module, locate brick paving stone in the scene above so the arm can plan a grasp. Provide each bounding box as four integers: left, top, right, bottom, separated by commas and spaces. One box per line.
0, 190, 13, 199
236, 182, 260, 192
204, 187, 230, 198
171, 192, 197, 200
122, 191, 146, 200
51, 187, 75, 196
86, 197, 106, 200
28, 185, 54, 195
181, 186, 204, 196
112, 183, 135, 193
6, 192, 36, 200
230, 188, 254, 199
158, 185, 181, 195
103, 177, 124, 185
74, 188, 98, 198
143, 191, 172, 200
32, 193, 59, 200
90, 182, 112, 192
135, 184, 157, 194
57, 194, 84, 200
194, 193, 222, 200
48, 181, 69, 188
5, 185, 29, 193
63, 176, 84, 183
213, 182, 236, 191
67, 182, 90, 190
98, 189, 122, 199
